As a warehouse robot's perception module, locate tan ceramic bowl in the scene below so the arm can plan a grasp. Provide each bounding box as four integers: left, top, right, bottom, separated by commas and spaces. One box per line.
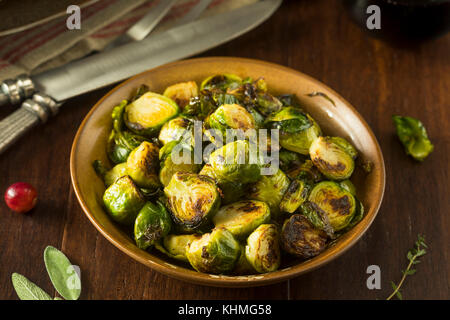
70, 57, 385, 287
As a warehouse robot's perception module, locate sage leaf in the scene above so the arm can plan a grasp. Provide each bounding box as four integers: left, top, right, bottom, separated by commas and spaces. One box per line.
11, 273, 52, 300
44, 246, 81, 300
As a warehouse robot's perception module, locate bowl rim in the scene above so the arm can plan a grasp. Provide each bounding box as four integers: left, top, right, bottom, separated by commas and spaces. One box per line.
70, 56, 385, 287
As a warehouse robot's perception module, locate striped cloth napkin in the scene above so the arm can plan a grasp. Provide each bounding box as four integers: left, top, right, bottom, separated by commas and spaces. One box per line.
0, 0, 257, 79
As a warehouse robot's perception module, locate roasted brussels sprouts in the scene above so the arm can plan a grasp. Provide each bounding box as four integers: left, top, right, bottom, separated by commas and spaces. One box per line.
159, 141, 201, 186
209, 140, 261, 184
134, 201, 172, 250
126, 141, 161, 189
286, 159, 323, 183
245, 224, 281, 273
124, 92, 179, 137
208, 104, 256, 142
200, 74, 242, 91
164, 172, 220, 232
158, 116, 193, 145
157, 234, 202, 262
163, 81, 198, 109
279, 150, 304, 172
186, 228, 241, 274
212, 200, 270, 239
103, 175, 146, 225
308, 181, 356, 231
199, 164, 244, 204
279, 179, 311, 214
392, 115, 434, 161
309, 136, 356, 180
248, 169, 290, 217
298, 201, 334, 238
266, 108, 321, 155
280, 214, 327, 259
107, 101, 148, 164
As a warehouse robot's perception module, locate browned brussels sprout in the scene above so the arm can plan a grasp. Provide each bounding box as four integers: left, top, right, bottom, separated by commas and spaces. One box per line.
248, 169, 290, 217
212, 200, 270, 239
134, 201, 172, 250
308, 181, 356, 231
286, 159, 323, 183
392, 115, 434, 161
200, 74, 242, 91
163, 81, 199, 109
186, 228, 241, 274
164, 172, 221, 232
208, 140, 262, 184
159, 141, 201, 187
208, 104, 256, 143
279, 179, 312, 214
309, 136, 356, 180
298, 201, 334, 238
126, 141, 161, 189
245, 224, 281, 273
124, 92, 179, 137
156, 234, 202, 262
158, 116, 193, 146
280, 214, 327, 259
103, 175, 146, 225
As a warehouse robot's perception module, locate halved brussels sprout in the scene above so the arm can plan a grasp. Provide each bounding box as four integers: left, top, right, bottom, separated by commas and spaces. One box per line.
164, 172, 220, 232
209, 140, 261, 184
286, 159, 323, 183
279, 150, 304, 172
233, 246, 255, 275
163, 81, 198, 109
299, 201, 334, 238
266, 108, 321, 155
126, 141, 161, 189
199, 164, 244, 204
281, 214, 327, 258
200, 74, 242, 91
186, 228, 241, 274
279, 179, 311, 214
124, 92, 179, 137
308, 181, 356, 231
392, 115, 434, 161
208, 104, 256, 142
245, 224, 281, 273
158, 234, 202, 262
103, 175, 146, 225
248, 169, 290, 217
159, 141, 201, 186
212, 200, 270, 239
309, 136, 356, 180
134, 201, 172, 250
158, 116, 193, 145
255, 92, 283, 116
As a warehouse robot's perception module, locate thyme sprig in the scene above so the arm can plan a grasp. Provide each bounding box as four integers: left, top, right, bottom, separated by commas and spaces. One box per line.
387, 234, 427, 300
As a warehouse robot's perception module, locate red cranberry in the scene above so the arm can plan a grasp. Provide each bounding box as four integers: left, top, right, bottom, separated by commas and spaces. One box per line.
4, 182, 38, 213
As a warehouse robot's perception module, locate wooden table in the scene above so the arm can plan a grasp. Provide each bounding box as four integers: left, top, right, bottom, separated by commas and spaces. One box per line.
0, 0, 449, 300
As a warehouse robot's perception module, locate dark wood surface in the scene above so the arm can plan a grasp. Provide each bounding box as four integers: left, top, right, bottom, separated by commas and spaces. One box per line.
0, 0, 448, 300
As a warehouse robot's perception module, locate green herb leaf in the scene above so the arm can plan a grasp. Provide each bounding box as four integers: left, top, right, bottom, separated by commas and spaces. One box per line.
11, 273, 52, 300
44, 246, 81, 300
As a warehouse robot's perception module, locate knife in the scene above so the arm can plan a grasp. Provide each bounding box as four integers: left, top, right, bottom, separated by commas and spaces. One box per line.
104, 0, 178, 50
0, 0, 282, 155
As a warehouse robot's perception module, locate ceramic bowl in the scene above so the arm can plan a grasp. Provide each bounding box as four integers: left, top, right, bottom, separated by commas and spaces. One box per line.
70, 57, 385, 287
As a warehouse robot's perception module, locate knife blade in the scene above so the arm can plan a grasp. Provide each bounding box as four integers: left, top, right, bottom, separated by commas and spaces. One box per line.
0, 0, 282, 155
105, 0, 178, 50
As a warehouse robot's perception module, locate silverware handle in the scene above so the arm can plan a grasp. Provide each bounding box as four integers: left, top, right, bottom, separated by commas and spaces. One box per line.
0, 74, 35, 106
0, 108, 39, 154
0, 93, 60, 155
